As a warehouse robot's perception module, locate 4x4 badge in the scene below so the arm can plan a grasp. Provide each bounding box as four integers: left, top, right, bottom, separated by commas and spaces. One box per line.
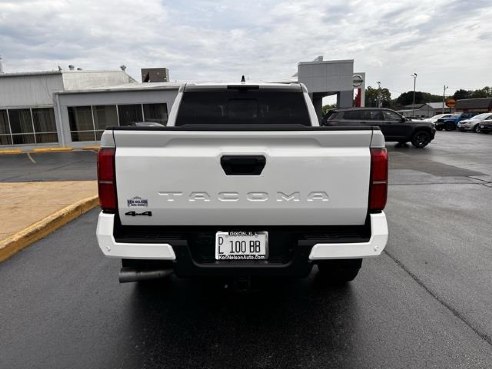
125, 211, 152, 217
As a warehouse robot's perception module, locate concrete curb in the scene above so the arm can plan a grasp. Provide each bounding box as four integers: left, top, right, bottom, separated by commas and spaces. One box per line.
81, 145, 100, 152
0, 196, 99, 263
32, 147, 74, 153
0, 146, 101, 155
0, 149, 23, 155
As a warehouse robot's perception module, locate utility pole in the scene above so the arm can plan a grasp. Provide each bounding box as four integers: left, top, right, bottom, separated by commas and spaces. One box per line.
377, 81, 382, 107
442, 85, 448, 114
411, 73, 417, 118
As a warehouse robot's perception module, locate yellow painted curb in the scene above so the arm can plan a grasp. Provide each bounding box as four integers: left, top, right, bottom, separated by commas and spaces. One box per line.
0, 149, 23, 155
0, 196, 99, 263
81, 145, 100, 152
32, 147, 74, 153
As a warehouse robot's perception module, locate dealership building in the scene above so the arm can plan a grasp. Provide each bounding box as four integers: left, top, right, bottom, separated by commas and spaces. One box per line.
0, 58, 364, 148
0, 69, 178, 147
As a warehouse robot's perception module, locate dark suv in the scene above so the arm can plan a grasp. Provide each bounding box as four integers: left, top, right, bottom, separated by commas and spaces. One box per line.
322, 108, 436, 148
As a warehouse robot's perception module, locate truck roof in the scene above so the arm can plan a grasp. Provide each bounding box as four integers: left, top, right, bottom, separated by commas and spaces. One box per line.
331, 107, 396, 112
183, 82, 306, 92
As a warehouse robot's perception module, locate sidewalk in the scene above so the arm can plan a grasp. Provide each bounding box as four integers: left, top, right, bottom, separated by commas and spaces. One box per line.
0, 181, 98, 262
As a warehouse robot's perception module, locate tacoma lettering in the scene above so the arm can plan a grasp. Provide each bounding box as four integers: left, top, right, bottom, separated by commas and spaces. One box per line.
157, 191, 329, 202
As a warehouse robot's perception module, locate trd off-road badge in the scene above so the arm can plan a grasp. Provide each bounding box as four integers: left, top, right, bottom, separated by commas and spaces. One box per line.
127, 196, 148, 207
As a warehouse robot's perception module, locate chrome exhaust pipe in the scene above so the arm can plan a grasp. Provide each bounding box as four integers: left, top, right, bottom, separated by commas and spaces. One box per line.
119, 267, 173, 283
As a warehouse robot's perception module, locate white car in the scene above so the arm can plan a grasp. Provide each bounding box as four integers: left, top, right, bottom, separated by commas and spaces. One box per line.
422, 114, 453, 124
457, 113, 492, 133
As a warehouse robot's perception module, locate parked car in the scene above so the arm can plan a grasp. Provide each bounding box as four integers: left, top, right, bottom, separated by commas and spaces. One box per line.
422, 114, 454, 124
435, 112, 477, 131
478, 119, 492, 134
457, 113, 492, 133
322, 107, 436, 148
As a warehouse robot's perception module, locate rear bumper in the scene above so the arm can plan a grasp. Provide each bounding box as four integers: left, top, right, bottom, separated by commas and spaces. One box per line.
96, 212, 388, 276
309, 212, 387, 259
97, 213, 176, 260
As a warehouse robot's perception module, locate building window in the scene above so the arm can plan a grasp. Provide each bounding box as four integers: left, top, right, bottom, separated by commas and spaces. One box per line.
9, 109, 35, 144
0, 108, 58, 145
93, 105, 118, 140
67, 103, 168, 142
33, 108, 57, 143
68, 106, 96, 142
0, 110, 12, 145
118, 104, 143, 126
143, 103, 168, 124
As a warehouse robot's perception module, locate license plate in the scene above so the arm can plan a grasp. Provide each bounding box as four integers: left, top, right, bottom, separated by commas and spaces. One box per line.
215, 231, 268, 260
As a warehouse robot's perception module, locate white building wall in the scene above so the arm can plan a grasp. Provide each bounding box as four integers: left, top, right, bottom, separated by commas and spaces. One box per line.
0, 73, 64, 108
298, 60, 354, 94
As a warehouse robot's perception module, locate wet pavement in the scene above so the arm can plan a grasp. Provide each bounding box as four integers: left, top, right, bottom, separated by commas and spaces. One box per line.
1, 131, 491, 368
0, 151, 97, 182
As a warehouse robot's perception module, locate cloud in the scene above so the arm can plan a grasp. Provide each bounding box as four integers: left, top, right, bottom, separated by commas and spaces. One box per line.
0, 0, 491, 95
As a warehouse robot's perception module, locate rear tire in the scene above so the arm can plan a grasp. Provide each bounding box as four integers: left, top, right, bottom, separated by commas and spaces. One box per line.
317, 259, 362, 284
436, 126, 443, 131
411, 130, 431, 148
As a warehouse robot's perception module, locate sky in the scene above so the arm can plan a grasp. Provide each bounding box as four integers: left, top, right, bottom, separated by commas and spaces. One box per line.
0, 0, 491, 98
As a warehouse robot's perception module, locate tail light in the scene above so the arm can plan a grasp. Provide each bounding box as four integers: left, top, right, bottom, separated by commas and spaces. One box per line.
97, 148, 117, 213
369, 148, 388, 212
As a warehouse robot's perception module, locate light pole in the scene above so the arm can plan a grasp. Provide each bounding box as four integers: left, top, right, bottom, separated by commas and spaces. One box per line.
411, 73, 417, 118
377, 81, 382, 107
442, 85, 448, 113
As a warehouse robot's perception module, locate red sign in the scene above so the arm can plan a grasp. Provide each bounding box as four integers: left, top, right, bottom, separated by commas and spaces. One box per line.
446, 99, 456, 108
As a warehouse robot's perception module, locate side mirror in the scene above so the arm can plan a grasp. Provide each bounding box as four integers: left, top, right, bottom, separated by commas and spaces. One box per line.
400, 117, 406, 122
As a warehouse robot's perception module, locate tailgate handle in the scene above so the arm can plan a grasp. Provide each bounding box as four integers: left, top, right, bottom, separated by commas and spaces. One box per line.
221, 155, 266, 175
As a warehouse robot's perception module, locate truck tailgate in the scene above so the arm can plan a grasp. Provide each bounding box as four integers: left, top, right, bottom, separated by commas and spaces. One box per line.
112, 129, 373, 226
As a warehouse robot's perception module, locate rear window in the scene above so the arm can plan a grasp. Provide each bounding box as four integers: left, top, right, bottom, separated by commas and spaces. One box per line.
175, 88, 310, 125
343, 110, 383, 120
343, 111, 363, 120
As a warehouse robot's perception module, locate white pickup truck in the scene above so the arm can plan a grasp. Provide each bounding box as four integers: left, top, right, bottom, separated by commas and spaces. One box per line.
96, 82, 388, 284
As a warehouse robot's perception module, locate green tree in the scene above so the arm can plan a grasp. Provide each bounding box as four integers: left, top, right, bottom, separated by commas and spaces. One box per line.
421, 92, 443, 102
365, 86, 391, 107
453, 89, 471, 100
322, 104, 336, 115
470, 87, 492, 98
452, 87, 492, 100
393, 91, 442, 107
395, 91, 422, 106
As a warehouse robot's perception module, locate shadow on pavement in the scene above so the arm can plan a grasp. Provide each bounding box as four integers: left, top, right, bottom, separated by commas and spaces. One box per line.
120, 274, 361, 368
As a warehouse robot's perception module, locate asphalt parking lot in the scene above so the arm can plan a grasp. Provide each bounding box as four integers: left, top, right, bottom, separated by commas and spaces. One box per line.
0, 151, 97, 182
1, 131, 491, 369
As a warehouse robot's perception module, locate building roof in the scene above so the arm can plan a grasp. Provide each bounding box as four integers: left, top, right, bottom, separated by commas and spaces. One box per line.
0, 70, 62, 78
456, 98, 492, 109
56, 81, 182, 95
0, 69, 136, 89
298, 59, 354, 65
0, 69, 130, 77
427, 102, 449, 109
403, 104, 427, 109
403, 102, 451, 110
